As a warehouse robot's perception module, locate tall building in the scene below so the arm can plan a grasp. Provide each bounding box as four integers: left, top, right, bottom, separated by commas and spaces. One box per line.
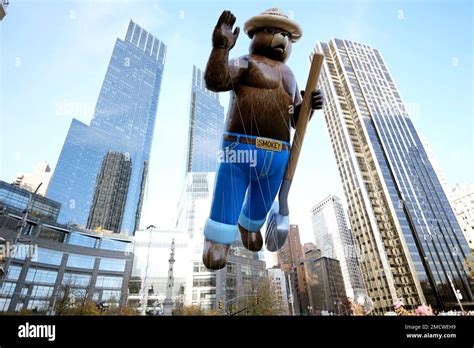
450, 183, 474, 249
277, 224, 310, 315
186, 66, 225, 173
314, 38, 472, 313
176, 65, 224, 239
268, 267, 290, 315
311, 195, 369, 306
303, 246, 347, 315
13, 161, 52, 196
87, 152, 132, 233
47, 20, 166, 235
176, 172, 216, 240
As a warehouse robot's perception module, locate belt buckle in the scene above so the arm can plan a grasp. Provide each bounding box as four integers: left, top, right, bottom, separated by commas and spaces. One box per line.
255, 137, 282, 152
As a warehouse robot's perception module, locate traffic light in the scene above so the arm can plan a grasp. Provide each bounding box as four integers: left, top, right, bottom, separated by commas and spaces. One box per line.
255, 296, 260, 305
218, 300, 223, 310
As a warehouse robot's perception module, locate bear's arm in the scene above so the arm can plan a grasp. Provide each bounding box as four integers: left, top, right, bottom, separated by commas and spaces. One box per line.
290, 83, 303, 128
204, 51, 248, 92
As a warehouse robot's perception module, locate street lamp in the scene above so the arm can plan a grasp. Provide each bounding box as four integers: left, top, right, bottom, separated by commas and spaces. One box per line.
139, 225, 155, 315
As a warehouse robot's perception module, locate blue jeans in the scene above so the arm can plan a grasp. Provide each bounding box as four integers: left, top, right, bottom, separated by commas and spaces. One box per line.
204, 132, 290, 245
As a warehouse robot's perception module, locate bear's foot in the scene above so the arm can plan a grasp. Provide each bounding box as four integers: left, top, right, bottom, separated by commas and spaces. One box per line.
202, 239, 230, 270
238, 223, 263, 251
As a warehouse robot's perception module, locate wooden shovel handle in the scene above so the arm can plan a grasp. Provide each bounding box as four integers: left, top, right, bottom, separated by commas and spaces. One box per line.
284, 52, 324, 181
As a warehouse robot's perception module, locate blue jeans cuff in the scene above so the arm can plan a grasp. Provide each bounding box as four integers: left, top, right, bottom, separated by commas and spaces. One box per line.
238, 212, 266, 232
204, 218, 238, 245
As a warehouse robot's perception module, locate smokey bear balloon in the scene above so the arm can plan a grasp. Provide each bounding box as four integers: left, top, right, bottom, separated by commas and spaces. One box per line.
202, 8, 323, 270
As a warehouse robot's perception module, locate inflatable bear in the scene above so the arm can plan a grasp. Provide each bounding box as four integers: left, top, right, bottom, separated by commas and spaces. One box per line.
202, 8, 323, 270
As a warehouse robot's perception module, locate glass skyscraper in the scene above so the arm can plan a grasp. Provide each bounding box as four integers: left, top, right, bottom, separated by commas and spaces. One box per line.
314, 39, 472, 313
311, 195, 370, 310
176, 65, 225, 240
186, 66, 224, 173
47, 20, 166, 235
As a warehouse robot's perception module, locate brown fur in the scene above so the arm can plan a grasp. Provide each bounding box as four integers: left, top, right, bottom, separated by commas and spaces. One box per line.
204, 19, 301, 143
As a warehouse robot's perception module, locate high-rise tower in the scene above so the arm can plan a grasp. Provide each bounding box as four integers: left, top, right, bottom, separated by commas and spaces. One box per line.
314, 38, 472, 313
47, 20, 166, 234
185, 66, 224, 173
311, 195, 369, 308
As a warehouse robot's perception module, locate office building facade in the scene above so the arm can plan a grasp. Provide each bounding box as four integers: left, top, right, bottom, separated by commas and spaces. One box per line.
303, 246, 347, 315
87, 152, 132, 233
314, 38, 472, 313
0, 202, 133, 313
186, 66, 225, 173
268, 267, 290, 315
47, 20, 166, 235
311, 195, 369, 306
277, 224, 310, 315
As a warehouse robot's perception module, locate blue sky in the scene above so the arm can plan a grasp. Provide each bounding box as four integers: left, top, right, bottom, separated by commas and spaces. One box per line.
1, 0, 472, 243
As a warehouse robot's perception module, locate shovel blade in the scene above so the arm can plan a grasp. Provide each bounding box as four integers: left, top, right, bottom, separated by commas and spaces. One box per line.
265, 202, 290, 252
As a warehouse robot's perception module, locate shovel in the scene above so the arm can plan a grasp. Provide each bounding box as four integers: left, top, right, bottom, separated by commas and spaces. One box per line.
265, 52, 325, 252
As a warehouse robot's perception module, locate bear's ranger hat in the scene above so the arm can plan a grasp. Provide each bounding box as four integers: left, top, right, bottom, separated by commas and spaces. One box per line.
244, 8, 302, 42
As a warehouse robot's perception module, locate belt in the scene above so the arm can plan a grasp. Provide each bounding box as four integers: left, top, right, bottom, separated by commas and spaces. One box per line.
223, 134, 290, 151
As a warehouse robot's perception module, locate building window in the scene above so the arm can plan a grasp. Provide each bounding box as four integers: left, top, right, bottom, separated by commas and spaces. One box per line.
68, 233, 97, 248
33, 247, 63, 266
25, 268, 58, 285
0, 298, 11, 312
66, 254, 96, 269
0, 282, 15, 296
99, 258, 126, 272
241, 264, 252, 276
27, 299, 49, 312
62, 273, 91, 287
37, 227, 65, 243
199, 289, 216, 300
192, 275, 216, 287
102, 290, 121, 301
5, 265, 22, 280
95, 275, 123, 289
31, 285, 54, 298
92, 291, 100, 301
99, 239, 130, 252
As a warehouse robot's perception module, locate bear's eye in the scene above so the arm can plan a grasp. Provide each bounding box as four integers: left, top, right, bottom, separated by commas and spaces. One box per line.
264, 27, 275, 34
